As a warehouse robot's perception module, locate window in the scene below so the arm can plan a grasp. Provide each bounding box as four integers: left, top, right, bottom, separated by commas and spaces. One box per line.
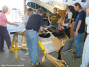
81, 0, 86, 2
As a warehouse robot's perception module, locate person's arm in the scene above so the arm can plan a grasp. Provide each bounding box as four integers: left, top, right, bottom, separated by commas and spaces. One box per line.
68, 12, 73, 24
76, 21, 81, 36
48, 15, 51, 24
57, 14, 62, 24
57, 17, 63, 24
40, 18, 44, 32
69, 19, 72, 24
40, 26, 44, 32
6, 19, 18, 27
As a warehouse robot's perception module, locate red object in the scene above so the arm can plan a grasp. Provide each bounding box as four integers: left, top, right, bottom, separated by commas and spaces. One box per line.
43, 49, 46, 52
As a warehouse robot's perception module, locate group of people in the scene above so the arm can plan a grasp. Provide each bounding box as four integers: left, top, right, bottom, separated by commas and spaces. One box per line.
0, 2, 89, 67
48, 2, 89, 67
0, 6, 44, 66
64, 3, 89, 67
25, 9, 44, 66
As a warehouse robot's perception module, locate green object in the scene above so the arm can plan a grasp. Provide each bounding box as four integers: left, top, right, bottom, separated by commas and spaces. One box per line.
50, 13, 61, 25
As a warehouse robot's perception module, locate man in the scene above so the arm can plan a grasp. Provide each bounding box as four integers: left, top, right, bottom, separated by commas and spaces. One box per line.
73, 3, 86, 58
64, 5, 73, 38
48, 7, 61, 29
0, 6, 18, 51
24, 8, 33, 56
64, 6, 72, 24
25, 9, 44, 66
24, 8, 33, 24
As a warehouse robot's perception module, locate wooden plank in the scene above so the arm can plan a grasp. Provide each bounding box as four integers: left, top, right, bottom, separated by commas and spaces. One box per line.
46, 54, 66, 67
51, 37, 68, 52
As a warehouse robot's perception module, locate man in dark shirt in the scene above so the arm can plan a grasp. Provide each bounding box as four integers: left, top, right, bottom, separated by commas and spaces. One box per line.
26, 14, 43, 31
25, 9, 44, 66
73, 3, 86, 58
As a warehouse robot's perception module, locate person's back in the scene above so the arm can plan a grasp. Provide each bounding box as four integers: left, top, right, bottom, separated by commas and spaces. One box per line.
0, 12, 7, 27
26, 14, 43, 31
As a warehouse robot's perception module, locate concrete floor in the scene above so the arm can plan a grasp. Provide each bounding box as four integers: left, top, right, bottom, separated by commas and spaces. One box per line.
0, 45, 56, 67
0, 37, 83, 67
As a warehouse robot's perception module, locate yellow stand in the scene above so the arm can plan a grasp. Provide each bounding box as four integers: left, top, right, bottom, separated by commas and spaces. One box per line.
9, 32, 67, 67
9, 32, 27, 60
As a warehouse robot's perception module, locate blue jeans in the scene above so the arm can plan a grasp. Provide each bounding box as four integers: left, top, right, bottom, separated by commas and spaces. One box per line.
50, 24, 58, 29
74, 32, 85, 56
26, 30, 38, 64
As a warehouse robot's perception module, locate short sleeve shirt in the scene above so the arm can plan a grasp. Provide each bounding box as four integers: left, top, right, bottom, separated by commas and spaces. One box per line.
67, 11, 72, 19
74, 10, 86, 33
0, 12, 7, 27
64, 11, 72, 23
86, 17, 89, 33
50, 13, 61, 25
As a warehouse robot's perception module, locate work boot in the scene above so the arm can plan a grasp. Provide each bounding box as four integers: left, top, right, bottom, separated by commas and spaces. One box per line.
72, 53, 81, 58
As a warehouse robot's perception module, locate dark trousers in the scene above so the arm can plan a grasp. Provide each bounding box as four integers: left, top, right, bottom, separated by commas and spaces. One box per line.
0, 26, 11, 50
64, 27, 70, 38
58, 50, 62, 60
58, 47, 63, 60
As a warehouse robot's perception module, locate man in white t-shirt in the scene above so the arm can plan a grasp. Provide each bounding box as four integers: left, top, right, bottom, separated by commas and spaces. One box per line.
64, 5, 73, 38
64, 6, 73, 24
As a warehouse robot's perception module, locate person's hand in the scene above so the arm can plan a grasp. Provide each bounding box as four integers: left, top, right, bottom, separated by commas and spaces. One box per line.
49, 21, 51, 24
67, 24, 70, 28
66, 26, 69, 29
14, 24, 19, 27
40, 27, 44, 32
76, 31, 78, 37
